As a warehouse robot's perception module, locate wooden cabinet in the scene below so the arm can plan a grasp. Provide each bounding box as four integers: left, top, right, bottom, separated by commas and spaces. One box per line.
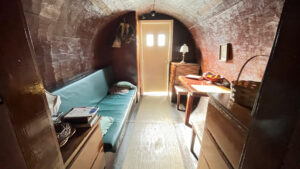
91, 147, 105, 169
169, 62, 200, 102
200, 129, 231, 169
198, 93, 251, 169
60, 119, 105, 169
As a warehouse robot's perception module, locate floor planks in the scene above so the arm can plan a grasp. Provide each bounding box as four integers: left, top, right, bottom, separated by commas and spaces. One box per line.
122, 96, 184, 169
110, 95, 209, 169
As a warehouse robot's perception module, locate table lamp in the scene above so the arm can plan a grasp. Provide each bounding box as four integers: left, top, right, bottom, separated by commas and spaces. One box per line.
180, 44, 189, 63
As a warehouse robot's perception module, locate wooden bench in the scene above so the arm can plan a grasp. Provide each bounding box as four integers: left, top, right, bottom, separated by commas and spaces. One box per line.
174, 85, 188, 110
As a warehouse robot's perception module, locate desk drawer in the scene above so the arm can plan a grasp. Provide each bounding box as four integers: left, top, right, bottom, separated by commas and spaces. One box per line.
206, 103, 246, 169
201, 129, 231, 169
68, 125, 102, 169
91, 146, 105, 169
197, 153, 210, 169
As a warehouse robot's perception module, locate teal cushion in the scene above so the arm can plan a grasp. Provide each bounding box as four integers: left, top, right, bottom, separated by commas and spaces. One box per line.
102, 122, 123, 151
97, 88, 136, 151
52, 67, 114, 114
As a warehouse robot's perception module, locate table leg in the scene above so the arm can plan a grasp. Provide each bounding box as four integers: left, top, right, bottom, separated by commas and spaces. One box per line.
185, 92, 194, 127
177, 93, 180, 110
190, 128, 198, 159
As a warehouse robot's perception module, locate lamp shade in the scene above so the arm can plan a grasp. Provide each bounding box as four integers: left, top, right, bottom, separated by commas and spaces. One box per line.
180, 44, 189, 53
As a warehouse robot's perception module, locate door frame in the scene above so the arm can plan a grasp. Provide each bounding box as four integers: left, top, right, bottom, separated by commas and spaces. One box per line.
137, 20, 173, 95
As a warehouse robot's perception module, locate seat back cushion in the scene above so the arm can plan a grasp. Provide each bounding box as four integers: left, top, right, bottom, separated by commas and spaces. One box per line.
53, 66, 114, 114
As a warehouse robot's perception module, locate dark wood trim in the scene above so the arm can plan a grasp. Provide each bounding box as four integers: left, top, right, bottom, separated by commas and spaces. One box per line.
0, 0, 64, 169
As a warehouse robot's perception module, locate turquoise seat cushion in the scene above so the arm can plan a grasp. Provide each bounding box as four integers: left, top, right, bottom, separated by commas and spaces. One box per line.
102, 122, 123, 151
97, 88, 136, 151
52, 67, 113, 114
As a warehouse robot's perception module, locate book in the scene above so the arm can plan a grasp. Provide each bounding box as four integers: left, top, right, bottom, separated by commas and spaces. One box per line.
185, 74, 202, 80
64, 107, 99, 118
63, 115, 95, 123
71, 115, 100, 128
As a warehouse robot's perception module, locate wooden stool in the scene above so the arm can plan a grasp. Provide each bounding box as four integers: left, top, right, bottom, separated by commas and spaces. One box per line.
174, 85, 188, 110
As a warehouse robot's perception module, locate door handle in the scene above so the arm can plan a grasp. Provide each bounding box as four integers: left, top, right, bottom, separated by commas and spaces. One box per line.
0, 96, 3, 104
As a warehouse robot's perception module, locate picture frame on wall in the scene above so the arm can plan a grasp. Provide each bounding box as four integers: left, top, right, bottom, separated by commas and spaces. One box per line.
219, 43, 229, 62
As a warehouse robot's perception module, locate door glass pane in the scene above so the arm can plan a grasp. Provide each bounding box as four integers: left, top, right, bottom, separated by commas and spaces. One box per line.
146, 34, 154, 47
158, 34, 165, 47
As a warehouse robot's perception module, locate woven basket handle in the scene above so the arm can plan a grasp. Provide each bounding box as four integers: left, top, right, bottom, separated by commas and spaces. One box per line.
236, 55, 269, 81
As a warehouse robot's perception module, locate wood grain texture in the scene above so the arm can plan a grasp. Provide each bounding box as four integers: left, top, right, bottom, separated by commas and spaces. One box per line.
122, 96, 184, 169
68, 124, 102, 169
209, 93, 251, 128
206, 103, 247, 169
200, 129, 232, 169
91, 146, 105, 169
197, 153, 210, 169
0, 1, 64, 169
61, 119, 101, 166
0, 104, 27, 169
185, 93, 194, 126
197, 93, 251, 169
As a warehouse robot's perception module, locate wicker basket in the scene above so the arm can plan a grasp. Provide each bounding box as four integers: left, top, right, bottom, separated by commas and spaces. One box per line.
230, 55, 267, 108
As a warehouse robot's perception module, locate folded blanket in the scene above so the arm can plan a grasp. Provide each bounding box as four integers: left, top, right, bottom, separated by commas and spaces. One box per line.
100, 116, 114, 136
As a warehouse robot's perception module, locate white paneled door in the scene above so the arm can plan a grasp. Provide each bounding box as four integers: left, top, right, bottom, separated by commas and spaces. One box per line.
140, 20, 173, 94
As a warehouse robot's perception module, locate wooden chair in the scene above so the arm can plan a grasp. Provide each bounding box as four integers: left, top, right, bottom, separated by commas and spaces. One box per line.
174, 85, 188, 110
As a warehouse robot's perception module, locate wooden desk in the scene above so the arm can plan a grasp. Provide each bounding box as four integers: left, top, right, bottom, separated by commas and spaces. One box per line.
178, 76, 230, 126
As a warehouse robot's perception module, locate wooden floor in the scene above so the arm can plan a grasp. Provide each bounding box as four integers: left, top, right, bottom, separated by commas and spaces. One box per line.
109, 95, 209, 169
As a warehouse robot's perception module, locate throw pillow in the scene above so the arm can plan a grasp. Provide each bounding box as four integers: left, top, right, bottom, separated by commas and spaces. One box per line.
114, 81, 136, 89
109, 86, 129, 94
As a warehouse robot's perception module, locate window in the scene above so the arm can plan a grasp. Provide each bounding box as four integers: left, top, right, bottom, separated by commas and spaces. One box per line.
158, 34, 166, 47
146, 34, 154, 47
